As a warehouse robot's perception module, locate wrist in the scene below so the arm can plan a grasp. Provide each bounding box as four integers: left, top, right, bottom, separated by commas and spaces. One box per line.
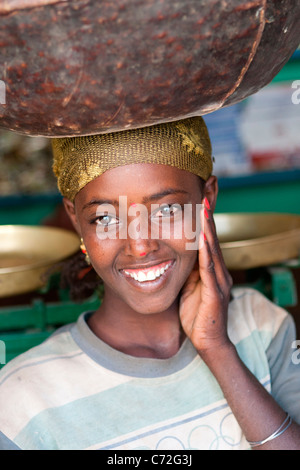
197, 339, 238, 369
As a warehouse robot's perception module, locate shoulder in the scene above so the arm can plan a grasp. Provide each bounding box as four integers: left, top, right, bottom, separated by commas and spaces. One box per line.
0, 323, 79, 379
228, 287, 290, 349
0, 322, 82, 389
227, 287, 297, 388
0, 323, 81, 445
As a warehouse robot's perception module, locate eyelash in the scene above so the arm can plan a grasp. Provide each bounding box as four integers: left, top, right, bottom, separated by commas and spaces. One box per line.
151, 204, 183, 218
90, 204, 184, 226
90, 214, 118, 226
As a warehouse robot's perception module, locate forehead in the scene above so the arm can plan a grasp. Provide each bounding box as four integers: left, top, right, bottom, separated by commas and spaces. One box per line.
75, 163, 202, 205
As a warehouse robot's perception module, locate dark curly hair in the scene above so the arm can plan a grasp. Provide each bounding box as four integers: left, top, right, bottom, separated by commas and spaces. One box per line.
60, 250, 102, 302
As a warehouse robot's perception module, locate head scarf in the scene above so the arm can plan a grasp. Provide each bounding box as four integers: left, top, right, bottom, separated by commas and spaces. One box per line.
52, 116, 213, 201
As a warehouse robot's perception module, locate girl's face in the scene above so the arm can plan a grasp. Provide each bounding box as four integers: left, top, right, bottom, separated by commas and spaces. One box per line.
65, 163, 216, 315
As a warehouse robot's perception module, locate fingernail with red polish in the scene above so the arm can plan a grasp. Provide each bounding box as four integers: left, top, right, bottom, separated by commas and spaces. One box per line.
201, 231, 207, 242
204, 208, 209, 219
204, 197, 210, 210
140, 252, 146, 256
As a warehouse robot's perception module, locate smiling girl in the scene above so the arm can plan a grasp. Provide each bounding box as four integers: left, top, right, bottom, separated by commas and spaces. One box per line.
0, 117, 300, 450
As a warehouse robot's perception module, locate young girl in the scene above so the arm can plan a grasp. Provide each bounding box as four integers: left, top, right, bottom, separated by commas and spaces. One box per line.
0, 117, 300, 450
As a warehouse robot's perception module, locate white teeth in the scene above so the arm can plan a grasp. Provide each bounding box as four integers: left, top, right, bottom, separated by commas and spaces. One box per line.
137, 271, 147, 282
124, 263, 171, 283
146, 271, 156, 281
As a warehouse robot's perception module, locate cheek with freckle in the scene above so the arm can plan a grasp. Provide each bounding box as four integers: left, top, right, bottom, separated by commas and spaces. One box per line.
83, 239, 114, 275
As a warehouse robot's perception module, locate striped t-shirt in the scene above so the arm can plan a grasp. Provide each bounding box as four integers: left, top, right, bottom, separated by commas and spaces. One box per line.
0, 287, 299, 450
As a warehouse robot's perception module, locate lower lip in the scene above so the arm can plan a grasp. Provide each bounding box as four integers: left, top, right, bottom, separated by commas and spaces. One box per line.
119, 260, 175, 292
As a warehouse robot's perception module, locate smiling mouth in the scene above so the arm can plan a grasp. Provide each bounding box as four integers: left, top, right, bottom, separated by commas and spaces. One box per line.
121, 260, 174, 283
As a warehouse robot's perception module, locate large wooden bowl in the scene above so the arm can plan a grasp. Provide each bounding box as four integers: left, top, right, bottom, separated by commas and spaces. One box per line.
0, 0, 299, 137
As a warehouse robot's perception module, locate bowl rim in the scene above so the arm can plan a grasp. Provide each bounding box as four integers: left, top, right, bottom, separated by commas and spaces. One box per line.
0, 225, 80, 274
216, 212, 300, 249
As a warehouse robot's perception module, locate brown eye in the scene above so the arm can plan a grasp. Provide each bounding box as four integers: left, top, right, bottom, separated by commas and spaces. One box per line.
152, 204, 182, 218
95, 214, 118, 226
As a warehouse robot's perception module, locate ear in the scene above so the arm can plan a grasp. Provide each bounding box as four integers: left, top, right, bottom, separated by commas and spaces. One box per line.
63, 198, 82, 236
203, 175, 218, 213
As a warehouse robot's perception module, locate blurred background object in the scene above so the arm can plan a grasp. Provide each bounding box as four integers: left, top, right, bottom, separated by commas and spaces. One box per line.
0, 132, 55, 195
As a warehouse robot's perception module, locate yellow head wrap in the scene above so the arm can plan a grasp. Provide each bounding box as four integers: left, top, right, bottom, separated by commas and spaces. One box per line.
52, 116, 212, 201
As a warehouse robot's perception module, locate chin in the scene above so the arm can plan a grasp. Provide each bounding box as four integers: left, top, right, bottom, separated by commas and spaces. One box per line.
127, 293, 179, 316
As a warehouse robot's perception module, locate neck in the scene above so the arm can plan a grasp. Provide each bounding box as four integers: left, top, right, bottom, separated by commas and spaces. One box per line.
87, 290, 184, 359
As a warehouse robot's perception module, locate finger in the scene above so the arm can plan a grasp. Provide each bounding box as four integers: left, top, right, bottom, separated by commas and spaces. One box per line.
202, 201, 232, 292
203, 199, 224, 263
199, 229, 233, 309
198, 230, 219, 293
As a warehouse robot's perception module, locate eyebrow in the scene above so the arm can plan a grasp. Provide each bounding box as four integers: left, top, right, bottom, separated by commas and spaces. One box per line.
82, 198, 119, 210
141, 189, 189, 204
82, 189, 189, 210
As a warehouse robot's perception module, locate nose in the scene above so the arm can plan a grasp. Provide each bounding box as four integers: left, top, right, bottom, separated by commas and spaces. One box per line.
122, 203, 160, 258
123, 235, 159, 258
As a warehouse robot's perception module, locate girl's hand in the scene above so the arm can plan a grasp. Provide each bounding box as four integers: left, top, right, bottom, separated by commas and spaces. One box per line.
179, 198, 233, 356
180, 200, 300, 450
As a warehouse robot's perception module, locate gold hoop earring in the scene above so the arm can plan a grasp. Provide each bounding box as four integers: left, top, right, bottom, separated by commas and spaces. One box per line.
80, 238, 91, 265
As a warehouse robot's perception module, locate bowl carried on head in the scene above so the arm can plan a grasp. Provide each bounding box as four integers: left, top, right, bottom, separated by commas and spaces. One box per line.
0, 0, 299, 137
